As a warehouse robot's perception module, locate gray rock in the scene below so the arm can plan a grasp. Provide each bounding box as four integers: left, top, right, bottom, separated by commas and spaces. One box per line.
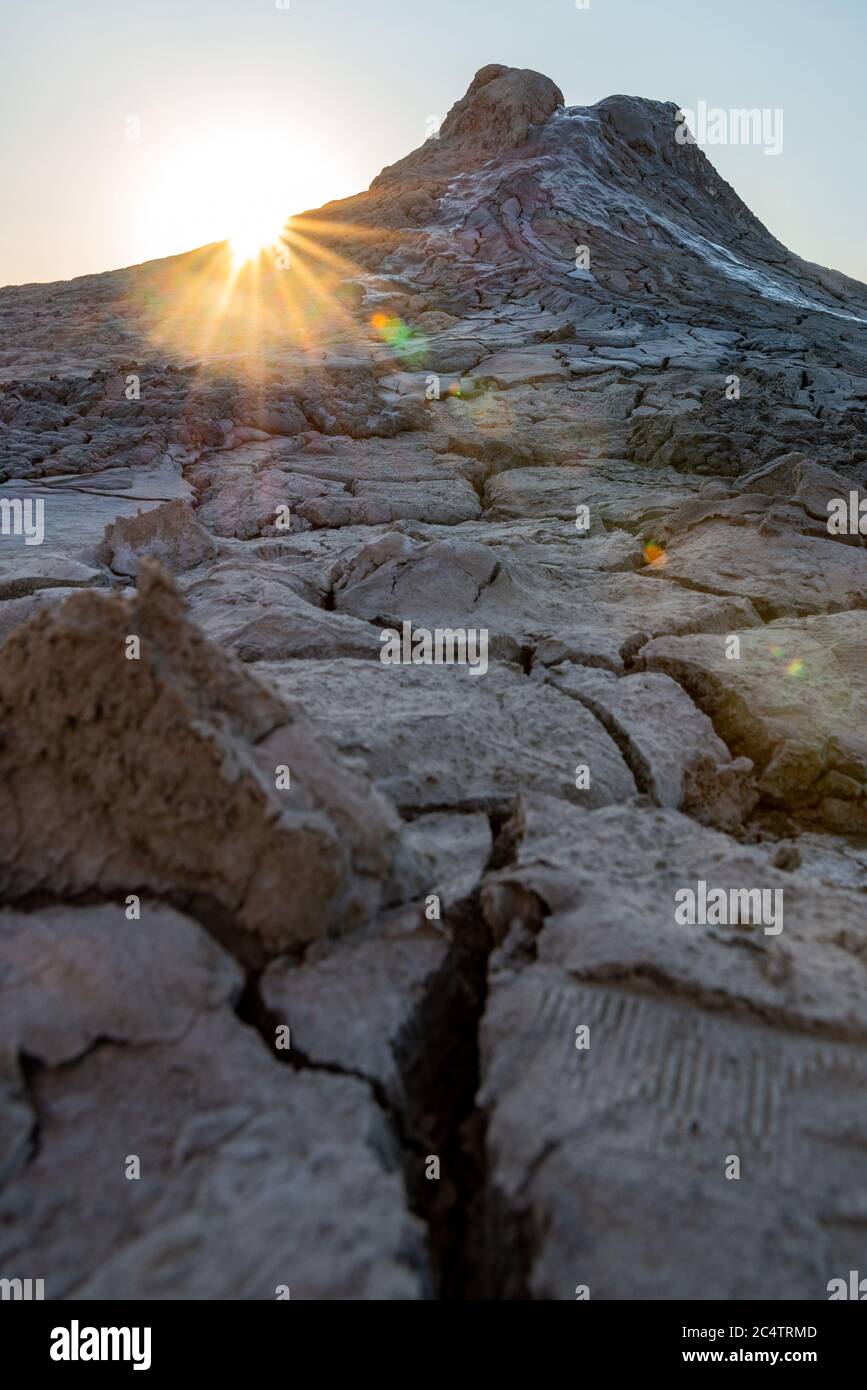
182, 556, 382, 661
0, 903, 427, 1299
0, 550, 103, 599
262, 920, 449, 1121
99, 499, 217, 577
333, 528, 760, 670
403, 809, 493, 904
298, 478, 481, 528
641, 610, 867, 831
469, 348, 569, 389
0, 481, 165, 565
480, 961, 867, 1299
195, 466, 344, 540
644, 520, 867, 618
477, 796, 867, 1298
483, 795, 867, 1032
0, 563, 414, 960
740, 453, 860, 525
255, 657, 637, 814
538, 663, 757, 831
483, 458, 710, 528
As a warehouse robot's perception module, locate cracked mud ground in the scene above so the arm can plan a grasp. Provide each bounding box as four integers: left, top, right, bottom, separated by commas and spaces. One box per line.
2, 64, 867, 1300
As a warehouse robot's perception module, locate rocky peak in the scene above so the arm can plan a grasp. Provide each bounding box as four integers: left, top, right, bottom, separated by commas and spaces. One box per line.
438, 63, 564, 149
371, 63, 564, 188
347, 63, 867, 328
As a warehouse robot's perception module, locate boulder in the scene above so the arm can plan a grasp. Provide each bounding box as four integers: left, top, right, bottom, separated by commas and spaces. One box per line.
640, 610, 867, 831
0, 562, 413, 959
99, 499, 217, 576
0, 902, 427, 1299
538, 664, 757, 831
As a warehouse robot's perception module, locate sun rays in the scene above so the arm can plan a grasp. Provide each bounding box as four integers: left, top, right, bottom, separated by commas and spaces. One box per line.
134, 209, 413, 373
120, 111, 424, 373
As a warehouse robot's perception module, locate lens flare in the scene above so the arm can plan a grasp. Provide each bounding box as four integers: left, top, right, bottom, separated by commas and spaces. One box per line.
643, 540, 667, 567
370, 313, 427, 365
768, 643, 805, 678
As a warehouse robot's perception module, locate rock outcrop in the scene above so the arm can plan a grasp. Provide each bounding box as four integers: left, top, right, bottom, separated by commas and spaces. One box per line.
0, 561, 415, 960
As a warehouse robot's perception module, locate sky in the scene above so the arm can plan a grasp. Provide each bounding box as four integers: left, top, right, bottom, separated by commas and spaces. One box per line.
1, 0, 865, 288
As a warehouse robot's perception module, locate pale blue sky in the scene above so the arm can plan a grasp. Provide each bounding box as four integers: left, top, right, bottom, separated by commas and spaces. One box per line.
1, 0, 864, 287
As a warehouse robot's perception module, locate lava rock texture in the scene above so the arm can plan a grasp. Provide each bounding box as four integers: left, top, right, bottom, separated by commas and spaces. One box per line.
2, 65, 867, 1300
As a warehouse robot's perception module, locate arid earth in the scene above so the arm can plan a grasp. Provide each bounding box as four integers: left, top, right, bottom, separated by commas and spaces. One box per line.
2, 64, 867, 1299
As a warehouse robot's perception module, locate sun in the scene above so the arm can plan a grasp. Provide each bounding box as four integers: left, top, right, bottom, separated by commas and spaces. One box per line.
135, 123, 401, 361
228, 200, 288, 266
134, 122, 353, 270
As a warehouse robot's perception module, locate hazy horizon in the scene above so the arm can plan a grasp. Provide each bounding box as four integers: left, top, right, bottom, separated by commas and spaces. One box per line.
2, 0, 866, 290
